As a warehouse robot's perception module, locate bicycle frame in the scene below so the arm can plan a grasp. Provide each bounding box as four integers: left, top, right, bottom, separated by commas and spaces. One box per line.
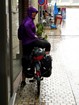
30, 47, 45, 96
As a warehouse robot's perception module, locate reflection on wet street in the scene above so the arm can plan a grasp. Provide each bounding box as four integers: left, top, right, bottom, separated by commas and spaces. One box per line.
15, 8, 79, 105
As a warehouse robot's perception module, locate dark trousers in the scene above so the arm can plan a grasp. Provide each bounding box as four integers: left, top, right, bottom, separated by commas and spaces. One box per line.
22, 39, 51, 56
22, 39, 51, 73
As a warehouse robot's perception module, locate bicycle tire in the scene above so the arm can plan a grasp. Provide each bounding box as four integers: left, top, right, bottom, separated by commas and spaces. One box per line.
37, 80, 40, 96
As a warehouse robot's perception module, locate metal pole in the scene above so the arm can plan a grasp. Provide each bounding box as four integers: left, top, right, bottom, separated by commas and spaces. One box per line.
8, 0, 13, 97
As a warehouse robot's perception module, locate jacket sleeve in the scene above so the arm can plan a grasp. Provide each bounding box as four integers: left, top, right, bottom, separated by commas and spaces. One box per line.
24, 21, 37, 39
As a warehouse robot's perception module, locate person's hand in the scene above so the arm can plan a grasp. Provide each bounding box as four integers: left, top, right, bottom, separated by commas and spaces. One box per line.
35, 35, 38, 38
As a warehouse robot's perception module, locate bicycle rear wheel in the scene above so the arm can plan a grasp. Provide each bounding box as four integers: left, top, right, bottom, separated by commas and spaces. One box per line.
37, 80, 40, 96
34, 62, 41, 96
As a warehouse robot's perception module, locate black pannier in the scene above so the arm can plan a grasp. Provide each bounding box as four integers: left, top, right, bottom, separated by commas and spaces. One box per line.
22, 55, 34, 78
22, 50, 52, 78
41, 55, 52, 77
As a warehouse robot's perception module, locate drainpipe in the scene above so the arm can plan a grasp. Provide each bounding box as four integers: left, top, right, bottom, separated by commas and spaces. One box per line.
8, 0, 13, 97
18, 0, 29, 58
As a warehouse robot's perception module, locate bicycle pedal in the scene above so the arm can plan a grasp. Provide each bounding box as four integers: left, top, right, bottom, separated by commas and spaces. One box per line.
41, 78, 43, 81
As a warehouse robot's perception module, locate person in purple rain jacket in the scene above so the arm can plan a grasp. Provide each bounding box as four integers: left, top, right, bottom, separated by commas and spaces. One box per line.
18, 6, 51, 87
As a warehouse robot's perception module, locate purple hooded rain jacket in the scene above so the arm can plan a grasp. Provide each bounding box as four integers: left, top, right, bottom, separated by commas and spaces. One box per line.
18, 6, 39, 45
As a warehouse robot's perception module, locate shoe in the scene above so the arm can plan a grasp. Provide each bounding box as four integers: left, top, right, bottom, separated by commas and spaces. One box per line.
20, 81, 26, 88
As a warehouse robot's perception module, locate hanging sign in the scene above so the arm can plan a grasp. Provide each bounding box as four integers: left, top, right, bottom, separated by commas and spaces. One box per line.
38, 0, 46, 6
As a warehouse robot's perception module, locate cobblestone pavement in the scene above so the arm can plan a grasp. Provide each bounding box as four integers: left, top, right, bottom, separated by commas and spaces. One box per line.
14, 8, 79, 105
14, 33, 79, 105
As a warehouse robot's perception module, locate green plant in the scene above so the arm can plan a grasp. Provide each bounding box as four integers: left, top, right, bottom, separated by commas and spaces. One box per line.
36, 23, 44, 37
36, 23, 48, 40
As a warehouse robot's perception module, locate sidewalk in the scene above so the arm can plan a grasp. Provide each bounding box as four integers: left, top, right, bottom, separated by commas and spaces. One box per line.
14, 8, 79, 105
14, 28, 79, 105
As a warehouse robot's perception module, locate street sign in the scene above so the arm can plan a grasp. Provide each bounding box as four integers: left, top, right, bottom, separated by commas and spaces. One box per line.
38, 0, 46, 6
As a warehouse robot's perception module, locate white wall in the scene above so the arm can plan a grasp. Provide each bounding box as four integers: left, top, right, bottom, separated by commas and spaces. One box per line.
31, 0, 38, 25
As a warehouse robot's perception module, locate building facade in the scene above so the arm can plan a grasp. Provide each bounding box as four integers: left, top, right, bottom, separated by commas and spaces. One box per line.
0, 0, 38, 105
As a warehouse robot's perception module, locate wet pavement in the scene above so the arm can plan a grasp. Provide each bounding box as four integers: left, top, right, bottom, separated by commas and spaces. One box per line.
14, 8, 79, 105
14, 35, 79, 105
